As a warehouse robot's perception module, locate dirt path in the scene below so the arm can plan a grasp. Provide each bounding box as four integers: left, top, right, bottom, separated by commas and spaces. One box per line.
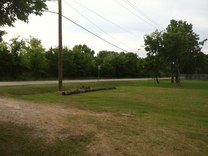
0, 98, 141, 155
0, 98, 112, 140
0, 98, 67, 139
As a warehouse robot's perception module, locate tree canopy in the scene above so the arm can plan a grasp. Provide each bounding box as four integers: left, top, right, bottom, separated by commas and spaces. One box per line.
162, 20, 203, 85
0, 37, 146, 80
144, 30, 164, 83
144, 19, 207, 85
0, 0, 47, 40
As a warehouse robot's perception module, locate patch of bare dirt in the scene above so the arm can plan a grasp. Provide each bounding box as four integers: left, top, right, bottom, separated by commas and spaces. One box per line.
0, 98, 66, 139
0, 97, 141, 155
0, 98, 110, 140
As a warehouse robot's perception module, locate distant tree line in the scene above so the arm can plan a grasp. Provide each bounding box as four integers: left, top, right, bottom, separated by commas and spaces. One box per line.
0, 37, 144, 80
0, 35, 207, 81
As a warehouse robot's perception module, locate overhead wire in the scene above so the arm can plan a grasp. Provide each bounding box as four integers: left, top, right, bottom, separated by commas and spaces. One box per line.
122, 0, 164, 30
113, 0, 158, 30
45, 10, 128, 52
70, 0, 139, 39
63, 0, 132, 51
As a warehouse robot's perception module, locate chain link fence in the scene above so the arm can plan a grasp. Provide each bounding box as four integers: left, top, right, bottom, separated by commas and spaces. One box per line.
181, 74, 208, 80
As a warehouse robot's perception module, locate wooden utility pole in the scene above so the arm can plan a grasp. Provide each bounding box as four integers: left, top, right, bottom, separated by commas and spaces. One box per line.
58, 0, 63, 91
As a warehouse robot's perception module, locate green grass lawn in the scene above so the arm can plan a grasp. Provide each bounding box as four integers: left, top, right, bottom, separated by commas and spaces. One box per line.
0, 80, 208, 155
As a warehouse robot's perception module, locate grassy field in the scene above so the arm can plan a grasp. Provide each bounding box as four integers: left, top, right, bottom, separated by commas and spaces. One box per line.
0, 80, 208, 155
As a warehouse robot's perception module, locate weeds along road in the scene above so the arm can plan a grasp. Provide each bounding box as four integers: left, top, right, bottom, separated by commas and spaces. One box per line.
0, 78, 158, 86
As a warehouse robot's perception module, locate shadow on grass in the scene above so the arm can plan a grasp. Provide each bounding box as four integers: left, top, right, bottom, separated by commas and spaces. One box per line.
0, 121, 92, 156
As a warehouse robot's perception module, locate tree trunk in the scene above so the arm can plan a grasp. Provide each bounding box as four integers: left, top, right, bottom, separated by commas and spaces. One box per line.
171, 74, 174, 83
171, 62, 174, 83
175, 65, 180, 86
156, 75, 159, 84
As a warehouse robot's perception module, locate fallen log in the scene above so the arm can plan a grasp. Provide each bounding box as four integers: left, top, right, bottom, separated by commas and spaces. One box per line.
62, 87, 116, 95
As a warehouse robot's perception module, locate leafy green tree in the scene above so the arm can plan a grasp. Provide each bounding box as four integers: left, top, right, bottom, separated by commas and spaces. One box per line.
45, 45, 97, 79
112, 52, 139, 78
74, 44, 96, 75
193, 52, 208, 74
96, 51, 117, 78
124, 52, 139, 77
180, 39, 208, 74
45, 47, 58, 78
0, 41, 12, 79
144, 30, 165, 83
136, 57, 147, 77
97, 51, 139, 78
162, 20, 202, 85
112, 52, 126, 77
22, 37, 47, 78
69, 45, 96, 78
63, 47, 76, 78
0, 0, 47, 40
9, 37, 26, 78
0, 38, 27, 79
72, 44, 95, 56
96, 50, 115, 65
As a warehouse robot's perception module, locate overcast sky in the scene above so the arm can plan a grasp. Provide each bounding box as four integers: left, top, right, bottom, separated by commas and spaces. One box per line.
2, 0, 208, 57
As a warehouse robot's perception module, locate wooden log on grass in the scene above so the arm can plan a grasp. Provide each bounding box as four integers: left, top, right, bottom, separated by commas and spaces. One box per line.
62, 87, 116, 95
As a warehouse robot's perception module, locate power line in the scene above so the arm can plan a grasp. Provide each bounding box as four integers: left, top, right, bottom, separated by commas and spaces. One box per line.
113, 0, 158, 29
122, 0, 164, 29
63, 0, 131, 51
45, 10, 128, 52
70, 0, 139, 39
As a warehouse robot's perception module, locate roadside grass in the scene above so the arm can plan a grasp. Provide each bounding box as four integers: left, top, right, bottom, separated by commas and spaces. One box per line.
0, 80, 208, 155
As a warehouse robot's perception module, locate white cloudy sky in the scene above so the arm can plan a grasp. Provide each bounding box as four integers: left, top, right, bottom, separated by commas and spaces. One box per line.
2, 0, 208, 57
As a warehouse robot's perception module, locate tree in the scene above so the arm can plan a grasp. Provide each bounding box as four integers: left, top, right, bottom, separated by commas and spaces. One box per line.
144, 20, 206, 85
144, 30, 165, 83
136, 57, 147, 77
0, 41, 12, 79
63, 47, 76, 78
96, 51, 117, 78
162, 20, 203, 85
96, 51, 140, 78
123, 52, 139, 77
9, 37, 26, 78
45, 47, 58, 78
70, 45, 96, 77
22, 37, 47, 78
112, 52, 139, 78
0, 0, 47, 40
193, 52, 208, 74
72, 44, 95, 56
0, 38, 26, 79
